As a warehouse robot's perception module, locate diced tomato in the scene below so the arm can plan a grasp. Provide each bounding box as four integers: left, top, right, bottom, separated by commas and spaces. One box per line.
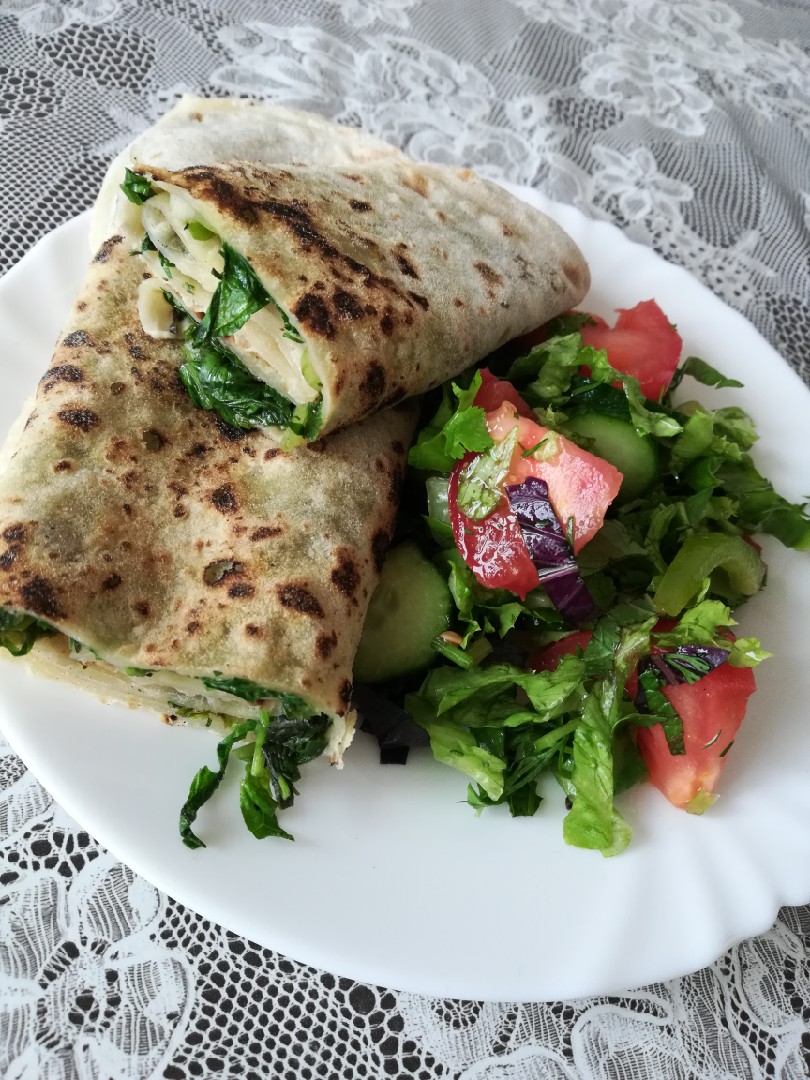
531, 622, 756, 812
448, 454, 539, 600
473, 369, 534, 418
637, 663, 756, 811
448, 377, 622, 597
485, 403, 622, 556
579, 300, 682, 401
530, 631, 593, 671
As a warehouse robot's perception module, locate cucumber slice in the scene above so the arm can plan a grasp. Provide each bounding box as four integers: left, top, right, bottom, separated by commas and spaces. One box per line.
565, 413, 658, 502
354, 542, 452, 684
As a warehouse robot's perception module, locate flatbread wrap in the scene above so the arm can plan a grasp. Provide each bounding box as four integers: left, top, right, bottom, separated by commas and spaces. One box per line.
128, 158, 590, 442
90, 95, 406, 251
0, 238, 416, 773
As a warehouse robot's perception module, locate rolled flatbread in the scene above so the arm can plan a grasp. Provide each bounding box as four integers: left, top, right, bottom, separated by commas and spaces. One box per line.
129, 158, 590, 441
90, 94, 406, 251
0, 238, 416, 761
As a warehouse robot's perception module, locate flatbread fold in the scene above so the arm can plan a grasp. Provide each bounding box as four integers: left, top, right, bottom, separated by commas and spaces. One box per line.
130, 157, 590, 439
0, 239, 416, 757
90, 94, 407, 251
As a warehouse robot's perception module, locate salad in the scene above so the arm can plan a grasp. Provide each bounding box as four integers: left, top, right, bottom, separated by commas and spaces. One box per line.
353, 300, 810, 856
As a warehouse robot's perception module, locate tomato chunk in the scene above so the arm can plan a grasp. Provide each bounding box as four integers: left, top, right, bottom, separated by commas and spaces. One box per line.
532, 623, 756, 812
637, 663, 756, 811
486, 403, 622, 555
448, 454, 539, 600
448, 378, 622, 597
579, 300, 682, 401
473, 369, 534, 418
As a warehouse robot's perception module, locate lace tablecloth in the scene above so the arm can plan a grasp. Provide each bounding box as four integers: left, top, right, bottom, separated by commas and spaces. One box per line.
2, 1, 810, 1077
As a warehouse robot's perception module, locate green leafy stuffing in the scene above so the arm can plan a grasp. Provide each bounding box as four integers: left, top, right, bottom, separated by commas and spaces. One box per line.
162, 249, 319, 436
201, 674, 311, 717
139, 234, 175, 279
120, 168, 155, 205
189, 243, 304, 345
0, 608, 56, 657
179, 336, 319, 435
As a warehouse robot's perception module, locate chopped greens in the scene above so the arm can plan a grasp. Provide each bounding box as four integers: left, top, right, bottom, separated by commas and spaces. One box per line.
192, 244, 275, 341
457, 426, 517, 520
179, 713, 330, 848
408, 372, 493, 472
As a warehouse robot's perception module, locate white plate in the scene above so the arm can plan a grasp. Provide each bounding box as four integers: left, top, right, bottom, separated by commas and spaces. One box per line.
2, 196, 810, 1003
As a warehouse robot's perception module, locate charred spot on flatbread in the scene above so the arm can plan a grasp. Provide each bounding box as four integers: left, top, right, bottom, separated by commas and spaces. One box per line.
0, 546, 20, 569
62, 330, 91, 348
316, 630, 338, 659
250, 525, 283, 541
41, 365, 84, 392
292, 292, 335, 338
333, 289, 365, 321
360, 361, 386, 400
93, 235, 122, 263
277, 582, 324, 618
3, 525, 26, 544
331, 550, 360, 600
57, 409, 99, 432
210, 484, 238, 514
20, 576, 64, 619
393, 245, 419, 279
102, 574, 122, 591
339, 678, 353, 711
142, 429, 166, 451
203, 559, 243, 586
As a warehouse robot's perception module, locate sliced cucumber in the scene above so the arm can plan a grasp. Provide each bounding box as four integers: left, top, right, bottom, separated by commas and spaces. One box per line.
565, 413, 658, 502
354, 542, 452, 684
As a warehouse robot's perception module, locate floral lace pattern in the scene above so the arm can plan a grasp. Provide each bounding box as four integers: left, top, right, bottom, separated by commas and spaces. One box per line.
1, 0, 809, 1076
